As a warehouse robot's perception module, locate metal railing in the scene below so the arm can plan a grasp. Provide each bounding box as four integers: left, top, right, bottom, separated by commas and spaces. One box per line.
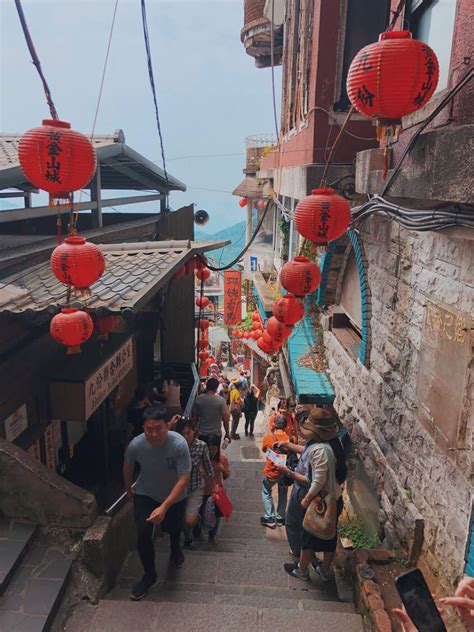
245, 133, 276, 149
104, 362, 200, 517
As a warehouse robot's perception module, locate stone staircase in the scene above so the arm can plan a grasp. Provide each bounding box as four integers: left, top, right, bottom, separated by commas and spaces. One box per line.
0, 518, 72, 631
64, 435, 364, 632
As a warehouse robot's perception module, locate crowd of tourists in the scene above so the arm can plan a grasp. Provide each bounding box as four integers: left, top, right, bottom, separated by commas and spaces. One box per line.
122, 368, 474, 629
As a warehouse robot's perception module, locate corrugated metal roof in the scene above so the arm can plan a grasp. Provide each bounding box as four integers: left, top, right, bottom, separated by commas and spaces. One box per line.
0, 239, 227, 317
0, 130, 186, 193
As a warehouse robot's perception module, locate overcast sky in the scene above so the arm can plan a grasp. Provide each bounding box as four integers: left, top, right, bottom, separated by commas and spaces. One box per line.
0, 0, 281, 231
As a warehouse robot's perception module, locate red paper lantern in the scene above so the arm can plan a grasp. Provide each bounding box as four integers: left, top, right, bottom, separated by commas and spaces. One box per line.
196, 296, 210, 309
243, 332, 251, 339
195, 255, 208, 271
198, 339, 208, 350
50, 308, 93, 354
295, 189, 350, 244
262, 330, 281, 350
253, 328, 263, 339
95, 314, 118, 340
267, 316, 293, 343
280, 256, 321, 297
239, 198, 247, 208
251, 311, 261, 322
231, 329, 238, 337
51, 236, 105, 291
273, 294, 305, 325
196, 268, 211, 282
197, 319, 210, 330
251, 321, 261, 331
185, 258, 196, 275
347, 31, 439, 124
257, 336, 274, 354
19, 120, 97, 197
199, 351, 209, 361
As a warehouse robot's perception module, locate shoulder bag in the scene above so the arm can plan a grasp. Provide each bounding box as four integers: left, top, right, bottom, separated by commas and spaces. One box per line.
302, 443, 337, 540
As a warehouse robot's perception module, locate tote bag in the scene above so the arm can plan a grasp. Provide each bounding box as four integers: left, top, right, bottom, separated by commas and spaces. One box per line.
302, 443, 337, 540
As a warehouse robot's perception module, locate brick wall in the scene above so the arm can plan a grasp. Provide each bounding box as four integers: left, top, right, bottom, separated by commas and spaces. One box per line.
244, 0, 266, 26
323, 216, 473, 591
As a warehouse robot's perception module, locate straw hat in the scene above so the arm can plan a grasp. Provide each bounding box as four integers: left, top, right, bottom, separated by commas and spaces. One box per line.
298, 407, 338, 442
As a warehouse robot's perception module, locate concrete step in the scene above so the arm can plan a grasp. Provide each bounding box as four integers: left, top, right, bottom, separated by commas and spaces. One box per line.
65, 600, 364, 632
0, 519, 37, 596
0, 536, 73, 632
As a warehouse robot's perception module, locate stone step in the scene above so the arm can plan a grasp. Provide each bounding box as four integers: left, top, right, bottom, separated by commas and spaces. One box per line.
0, 519, 37, 596
0, 537, 73, 632
115, 550, 340, 600
65, 600, 364, 632
106, 585, 355, 613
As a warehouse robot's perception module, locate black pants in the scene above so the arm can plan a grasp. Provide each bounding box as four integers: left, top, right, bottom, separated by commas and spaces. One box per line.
244, 411, 257, 435
133, 494, 186, 578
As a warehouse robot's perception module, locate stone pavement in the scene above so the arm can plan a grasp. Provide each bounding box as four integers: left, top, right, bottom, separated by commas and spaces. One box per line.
64, 412, 364, 631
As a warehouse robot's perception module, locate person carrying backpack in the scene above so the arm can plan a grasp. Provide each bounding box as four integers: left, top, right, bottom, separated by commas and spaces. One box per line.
260, 416, 289, 528
243, 384, 260, 437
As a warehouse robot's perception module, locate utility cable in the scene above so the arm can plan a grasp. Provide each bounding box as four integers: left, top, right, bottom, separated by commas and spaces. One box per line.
381, 68, 473, 196
205, 200, 272, 271
140, 0, 169, 183
14, 0, 59, 120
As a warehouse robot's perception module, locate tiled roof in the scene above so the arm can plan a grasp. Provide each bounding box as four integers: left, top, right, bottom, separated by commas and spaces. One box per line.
232, 176, 265, 198
0, 240, 226, 317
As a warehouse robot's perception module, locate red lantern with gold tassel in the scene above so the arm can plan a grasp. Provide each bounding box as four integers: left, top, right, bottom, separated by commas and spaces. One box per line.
50, 308, 93, 354
18, 120, 97, 199
347, 31, 439, 124
51, 236, 105, 292
295, 189, 350, 244
273, 294, 305, 325
280, 256, 321, 297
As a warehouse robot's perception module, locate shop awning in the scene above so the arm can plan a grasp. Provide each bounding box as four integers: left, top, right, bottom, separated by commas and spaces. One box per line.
253, 271, 274, 323
232, 176, 265, 198
287, 314, 335, 405
0, 239, 228, 318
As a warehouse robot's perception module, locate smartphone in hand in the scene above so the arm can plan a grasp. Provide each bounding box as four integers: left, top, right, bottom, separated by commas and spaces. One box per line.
395, 569, 447, 632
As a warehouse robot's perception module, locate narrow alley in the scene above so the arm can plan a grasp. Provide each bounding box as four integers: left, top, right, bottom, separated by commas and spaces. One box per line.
63, 414, 363, 632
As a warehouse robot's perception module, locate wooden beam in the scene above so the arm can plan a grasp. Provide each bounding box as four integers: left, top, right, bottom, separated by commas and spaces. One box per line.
90, 160, 103, 228
0, 192, 28, 199
103, 159, 164, 191
0, 193, 164, 223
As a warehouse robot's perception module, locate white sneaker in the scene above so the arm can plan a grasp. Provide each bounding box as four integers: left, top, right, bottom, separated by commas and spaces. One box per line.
314, 562, 330, 583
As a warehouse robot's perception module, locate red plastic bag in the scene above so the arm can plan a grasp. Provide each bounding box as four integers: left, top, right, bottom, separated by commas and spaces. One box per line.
212, 485, 233, 519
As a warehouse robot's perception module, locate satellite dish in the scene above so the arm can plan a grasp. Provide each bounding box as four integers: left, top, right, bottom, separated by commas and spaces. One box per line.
194, 209, 209, 226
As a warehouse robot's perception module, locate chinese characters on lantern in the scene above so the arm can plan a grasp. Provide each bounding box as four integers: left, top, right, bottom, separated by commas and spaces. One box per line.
45, 130, 63, 184
223, 270, 242, 325
413, 46, 438, 107
316, 201, 331, 240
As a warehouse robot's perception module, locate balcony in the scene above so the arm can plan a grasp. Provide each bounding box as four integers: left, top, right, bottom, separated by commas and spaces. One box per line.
241, 0, 283, 68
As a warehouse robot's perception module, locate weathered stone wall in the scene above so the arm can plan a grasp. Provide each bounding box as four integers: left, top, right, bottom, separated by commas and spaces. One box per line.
324, 215, 473, 590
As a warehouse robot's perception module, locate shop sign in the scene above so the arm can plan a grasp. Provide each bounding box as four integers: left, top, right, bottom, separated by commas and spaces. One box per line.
4, 404, 28, 442
223, 270, 242, 325
250, 256, 258, 272
84, 337, 133, 420
28, 439, 41, 461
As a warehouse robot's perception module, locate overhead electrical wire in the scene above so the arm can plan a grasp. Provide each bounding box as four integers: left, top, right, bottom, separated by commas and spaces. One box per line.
140, 0, 169, 183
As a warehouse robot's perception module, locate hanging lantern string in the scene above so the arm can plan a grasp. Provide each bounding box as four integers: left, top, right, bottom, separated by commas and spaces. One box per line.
387, 0, 407, 31
14, 0, 59, 120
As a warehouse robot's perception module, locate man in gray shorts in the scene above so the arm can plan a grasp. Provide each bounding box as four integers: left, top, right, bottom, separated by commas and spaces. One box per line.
123, 405, 191, 601
193, 377, 231, 443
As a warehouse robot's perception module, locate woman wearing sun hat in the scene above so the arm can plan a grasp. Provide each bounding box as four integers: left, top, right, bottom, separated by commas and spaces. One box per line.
275, 407, 347, 583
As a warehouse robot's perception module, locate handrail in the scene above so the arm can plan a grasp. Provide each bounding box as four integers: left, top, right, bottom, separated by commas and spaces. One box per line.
104, 362, 199, 517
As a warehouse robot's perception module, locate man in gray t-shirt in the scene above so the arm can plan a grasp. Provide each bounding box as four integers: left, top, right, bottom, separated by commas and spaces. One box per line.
193, 377, 231, 441
123, 405, 191, 601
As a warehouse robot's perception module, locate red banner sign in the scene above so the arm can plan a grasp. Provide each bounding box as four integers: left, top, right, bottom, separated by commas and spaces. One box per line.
223, 270, 242, 325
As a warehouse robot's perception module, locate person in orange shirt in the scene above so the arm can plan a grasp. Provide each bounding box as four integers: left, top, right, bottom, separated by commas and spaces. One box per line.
268, 398, 295, 439
260, 416, 289, 529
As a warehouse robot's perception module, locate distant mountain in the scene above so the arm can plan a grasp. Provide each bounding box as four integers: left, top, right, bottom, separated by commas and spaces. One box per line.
195, 221, 246, 267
